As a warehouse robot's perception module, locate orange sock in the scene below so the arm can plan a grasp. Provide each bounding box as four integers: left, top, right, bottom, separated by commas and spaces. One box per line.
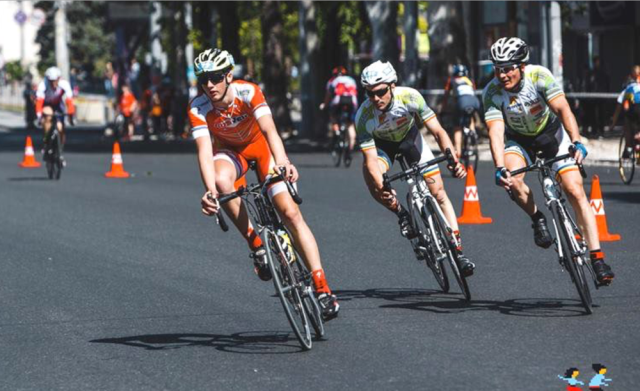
311, 268, 331, 294
247, 228, 263, 251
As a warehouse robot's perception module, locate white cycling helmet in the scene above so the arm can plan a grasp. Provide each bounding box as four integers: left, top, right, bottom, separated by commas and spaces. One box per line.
194, 48, 235, 76
45, 66, 62, 80
361, 60, 397, 87
490, 37, 529, 65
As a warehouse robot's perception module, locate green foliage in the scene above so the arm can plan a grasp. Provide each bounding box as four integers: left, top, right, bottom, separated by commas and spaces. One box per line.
4, 60, 25, 82
239, 2, 262, 78
34, 1, 114, 84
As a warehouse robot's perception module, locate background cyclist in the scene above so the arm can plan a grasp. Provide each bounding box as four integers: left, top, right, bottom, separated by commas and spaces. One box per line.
484, 37, 614, 285
189, 48, 339, 319
355, 60, 475, 277
440, 64, 481, 159
36, 66, 76, 162
610, 65, 640, 157
320, 66, 358, 155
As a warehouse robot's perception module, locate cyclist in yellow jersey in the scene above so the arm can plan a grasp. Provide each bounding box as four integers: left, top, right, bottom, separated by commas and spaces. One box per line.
441, 64, 481, 158
355, 61, 475, 276
485, 37, 614, 285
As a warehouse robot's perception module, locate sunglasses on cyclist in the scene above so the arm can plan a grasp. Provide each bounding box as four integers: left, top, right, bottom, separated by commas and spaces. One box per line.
494, 64, 519, 74
198, 72, 228, 86
365, 85, 390, 98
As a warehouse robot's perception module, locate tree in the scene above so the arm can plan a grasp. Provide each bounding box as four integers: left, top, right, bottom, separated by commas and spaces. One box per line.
365, 1, 399, 67
261, 1, 293, 134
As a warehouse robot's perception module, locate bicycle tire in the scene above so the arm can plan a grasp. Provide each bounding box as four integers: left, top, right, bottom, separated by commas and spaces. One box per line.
426, 196, 471, 300
464, 131, 479, 174
342, 127, 352, 168
406, 193, 449, 292
331, 132, 343, 167
618, 133, 635, 185
54, 136, 62, 180
264, 229, 313, 350
290, 245, 325, 339
552, 204, 593, 314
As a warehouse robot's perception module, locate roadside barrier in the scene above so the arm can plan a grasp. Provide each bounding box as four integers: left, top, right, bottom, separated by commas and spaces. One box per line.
104, 141, 130, 178
589, 175, 621, 242
457, 166, 492, 224
18, 136, 41, 168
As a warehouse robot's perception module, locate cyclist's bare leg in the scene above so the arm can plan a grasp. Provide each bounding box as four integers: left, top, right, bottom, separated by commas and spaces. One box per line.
453, 126, 463, 158
424, 173, 459, 231
504, 153, 537, 216
57, 120, 66, 147
558, 170, 600, 251
272, 191, 322, 272
213, 159, 255, 246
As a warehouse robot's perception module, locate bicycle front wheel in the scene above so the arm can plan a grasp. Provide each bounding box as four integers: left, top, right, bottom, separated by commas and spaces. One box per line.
553, 204, 593, 314
426, 197, 471, 300
264, 229, 313, 350
618, 133, 635, 185
286, 239, 324, 339
407, 193, 449, 292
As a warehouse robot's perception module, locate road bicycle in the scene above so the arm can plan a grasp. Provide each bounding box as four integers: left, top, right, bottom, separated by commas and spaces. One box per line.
331, 104, 354, 168
215, 165, 324, 350
42, 114, 64, 180
618, 130, 638, 184
507, 149, 597, 314
383, 149, 471, 300
460, 125, 479, 174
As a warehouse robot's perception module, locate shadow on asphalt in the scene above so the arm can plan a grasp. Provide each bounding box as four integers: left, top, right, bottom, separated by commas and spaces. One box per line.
7, 176, 51, 181
90, 331, 312, 354
604, 191, 640, 204
333, 288, 592, 317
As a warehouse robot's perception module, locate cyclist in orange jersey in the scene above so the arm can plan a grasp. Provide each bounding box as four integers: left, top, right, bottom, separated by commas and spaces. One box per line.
188, 48, 339, 319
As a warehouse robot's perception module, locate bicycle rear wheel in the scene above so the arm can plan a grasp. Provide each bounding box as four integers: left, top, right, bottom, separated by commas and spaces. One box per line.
553, 204, 593, 314
463, 130, 479, 174
407, 193, 449, 292
618, 133, 635, 185
426, 196, 471, 300
331, 132, 343, 167
265, 229, 313, 350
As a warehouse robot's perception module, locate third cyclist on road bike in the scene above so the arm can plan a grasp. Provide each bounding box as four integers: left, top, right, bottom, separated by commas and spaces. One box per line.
354, 60, 475, 277
319, 66, 358, 155
440, 64, 481, 159
189, 48, 339, 319
484, 37, 614, 285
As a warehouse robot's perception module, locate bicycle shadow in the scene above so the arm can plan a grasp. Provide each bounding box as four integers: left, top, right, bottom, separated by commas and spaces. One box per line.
7, 176, 51, 181
333, 288, 592, 318
90, 330, 311, 354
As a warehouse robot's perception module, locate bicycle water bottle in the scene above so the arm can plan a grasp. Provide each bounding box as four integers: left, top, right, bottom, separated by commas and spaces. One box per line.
543, 177, 559, 199
277, 229, 296, 263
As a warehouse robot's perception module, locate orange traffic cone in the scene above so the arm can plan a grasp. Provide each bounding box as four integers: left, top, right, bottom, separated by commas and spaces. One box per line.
589, 175, 620, 241
104, 141, 130, 178
457, 166, 493, 224
18, 136, 41, 168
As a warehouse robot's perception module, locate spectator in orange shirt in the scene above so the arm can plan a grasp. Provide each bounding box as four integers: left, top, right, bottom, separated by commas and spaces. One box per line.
119, 84, 138, 139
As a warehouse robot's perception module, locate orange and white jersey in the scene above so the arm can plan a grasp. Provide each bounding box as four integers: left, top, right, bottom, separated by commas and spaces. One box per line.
188, 80, 272, 147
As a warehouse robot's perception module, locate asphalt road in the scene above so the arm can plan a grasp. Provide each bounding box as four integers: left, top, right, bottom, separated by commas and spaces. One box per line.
1, 130, 639, 390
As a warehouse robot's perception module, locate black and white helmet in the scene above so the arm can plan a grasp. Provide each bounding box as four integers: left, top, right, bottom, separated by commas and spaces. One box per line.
361, 60, 397, 87
490, 37, 529, 65
194, 48, 234, 76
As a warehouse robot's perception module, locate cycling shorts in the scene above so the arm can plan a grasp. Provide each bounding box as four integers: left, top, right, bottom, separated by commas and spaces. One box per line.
504, 123, 578, 177
374, 126, 440, 178
330, 96, 356, 123
212, 134, 287, 198
455, 95, 480, 128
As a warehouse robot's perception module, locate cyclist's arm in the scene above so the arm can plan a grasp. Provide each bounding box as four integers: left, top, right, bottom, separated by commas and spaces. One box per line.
362, 146, 384, 189
257, 114, 289, 166
423, 116, 458, 162
610, 103, 623, 130
195, 134, 217, 195
60, 80, 76, 116
548, 95, 581, 143
486, 119, 506, 168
